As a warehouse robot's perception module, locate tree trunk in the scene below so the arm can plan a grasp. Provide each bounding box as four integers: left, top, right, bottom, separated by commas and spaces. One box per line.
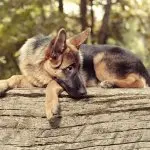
98, 0, 112, 44
90, 0, 95, 44
1, 88, 150, 149
80, 0, 88, 30
58, 0, 64, 13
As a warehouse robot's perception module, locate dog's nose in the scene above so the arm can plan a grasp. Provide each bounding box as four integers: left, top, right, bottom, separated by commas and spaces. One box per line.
78, 89, 87, 97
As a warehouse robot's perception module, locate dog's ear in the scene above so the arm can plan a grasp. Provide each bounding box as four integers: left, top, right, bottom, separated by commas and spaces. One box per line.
49, 28, 67, 59
46, 28, 66, 68
67, 28, 91, 48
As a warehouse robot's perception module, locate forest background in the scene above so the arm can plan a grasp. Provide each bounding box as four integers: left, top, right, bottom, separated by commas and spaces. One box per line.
0, 0, 150, 79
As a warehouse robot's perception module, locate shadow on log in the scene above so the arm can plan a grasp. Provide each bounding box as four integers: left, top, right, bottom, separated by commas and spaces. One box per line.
0, 88, 150, 150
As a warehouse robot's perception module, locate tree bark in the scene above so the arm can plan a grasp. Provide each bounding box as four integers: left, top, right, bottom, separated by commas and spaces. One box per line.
98, 0, 112, 44
1, 88, 150, 149
80, 0, 88, 30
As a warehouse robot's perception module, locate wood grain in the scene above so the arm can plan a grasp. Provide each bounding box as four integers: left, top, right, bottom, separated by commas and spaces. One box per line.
0, 88, 150, 150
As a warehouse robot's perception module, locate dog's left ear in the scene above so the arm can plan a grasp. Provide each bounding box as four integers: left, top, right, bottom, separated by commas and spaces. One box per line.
49, 28, 67, 59
46, 28, 66, 68
67, 28, 91, 48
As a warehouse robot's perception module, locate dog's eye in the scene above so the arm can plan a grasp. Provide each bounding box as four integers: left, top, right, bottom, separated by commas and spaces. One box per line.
66, 65, 73, 71
63, 64, 75, 73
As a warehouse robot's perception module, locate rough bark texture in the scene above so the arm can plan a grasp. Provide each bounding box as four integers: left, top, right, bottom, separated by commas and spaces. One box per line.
0, 88, 150, 150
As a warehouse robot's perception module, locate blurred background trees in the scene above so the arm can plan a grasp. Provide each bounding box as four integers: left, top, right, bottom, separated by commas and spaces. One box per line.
0, 0, 150, 79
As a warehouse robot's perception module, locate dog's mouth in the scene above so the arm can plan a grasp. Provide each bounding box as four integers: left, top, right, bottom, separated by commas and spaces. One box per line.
65, 88, 87, 99
53, 77, 87, 99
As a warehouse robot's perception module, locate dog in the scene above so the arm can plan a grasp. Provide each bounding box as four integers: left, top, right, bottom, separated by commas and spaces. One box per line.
0, 28, 90, 120
0, 28, 150, 121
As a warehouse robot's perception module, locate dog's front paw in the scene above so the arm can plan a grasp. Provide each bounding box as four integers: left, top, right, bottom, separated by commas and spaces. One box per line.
100, 80, 114, 88
0, 80, 8, 97
45, 101, 60, 121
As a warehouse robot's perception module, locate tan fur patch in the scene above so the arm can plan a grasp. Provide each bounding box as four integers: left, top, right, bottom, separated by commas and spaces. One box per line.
112, 73, 147, 88
60, 50, 78, 69
94, 60, 115, 81
7, 75, 33, 88
45, 80, 63, 120
93, 53, 114, 81
100, 73, 147, 88
93, 53, 104, 64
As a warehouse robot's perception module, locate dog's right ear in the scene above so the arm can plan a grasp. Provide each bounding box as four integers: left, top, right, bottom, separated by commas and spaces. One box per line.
46, 28, 67, 68
67, 28, 91, 48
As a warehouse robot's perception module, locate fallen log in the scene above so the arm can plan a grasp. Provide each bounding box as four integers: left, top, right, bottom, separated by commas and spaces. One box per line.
0, 88, 150, 150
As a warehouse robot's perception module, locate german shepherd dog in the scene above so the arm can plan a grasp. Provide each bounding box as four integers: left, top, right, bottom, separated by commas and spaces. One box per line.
0, 28, 150, 121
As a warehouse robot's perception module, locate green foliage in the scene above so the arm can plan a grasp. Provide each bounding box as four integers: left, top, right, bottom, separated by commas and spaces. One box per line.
0, 0, 150, 79
108, 0, 150, 67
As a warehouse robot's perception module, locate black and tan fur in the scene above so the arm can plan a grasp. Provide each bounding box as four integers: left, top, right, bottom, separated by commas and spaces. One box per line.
0, 28, 150, 121
79, 44, 150, 88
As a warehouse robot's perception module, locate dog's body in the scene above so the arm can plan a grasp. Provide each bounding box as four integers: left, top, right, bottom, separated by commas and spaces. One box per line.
0, 28, 150, 120
79, 44, 150, 88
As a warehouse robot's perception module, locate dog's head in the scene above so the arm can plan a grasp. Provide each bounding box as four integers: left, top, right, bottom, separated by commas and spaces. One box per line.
44, 28, 91, 98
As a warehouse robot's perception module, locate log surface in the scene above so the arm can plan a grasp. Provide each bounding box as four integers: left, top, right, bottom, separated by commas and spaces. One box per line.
0, 88, 150, 150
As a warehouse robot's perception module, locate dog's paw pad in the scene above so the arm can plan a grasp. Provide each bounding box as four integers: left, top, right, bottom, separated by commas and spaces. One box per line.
100, 81, 114, 88
46, 103, 60, 121
49, 114, 62, 123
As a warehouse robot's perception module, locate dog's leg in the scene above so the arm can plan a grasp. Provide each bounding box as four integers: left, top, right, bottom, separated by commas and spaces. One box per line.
100, 73, 146, 88
94, 60, 146, 88
99, 80, 115, 88
0, 75, 33, 95
45, 80, 63, 120
0, 80, 9, 95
